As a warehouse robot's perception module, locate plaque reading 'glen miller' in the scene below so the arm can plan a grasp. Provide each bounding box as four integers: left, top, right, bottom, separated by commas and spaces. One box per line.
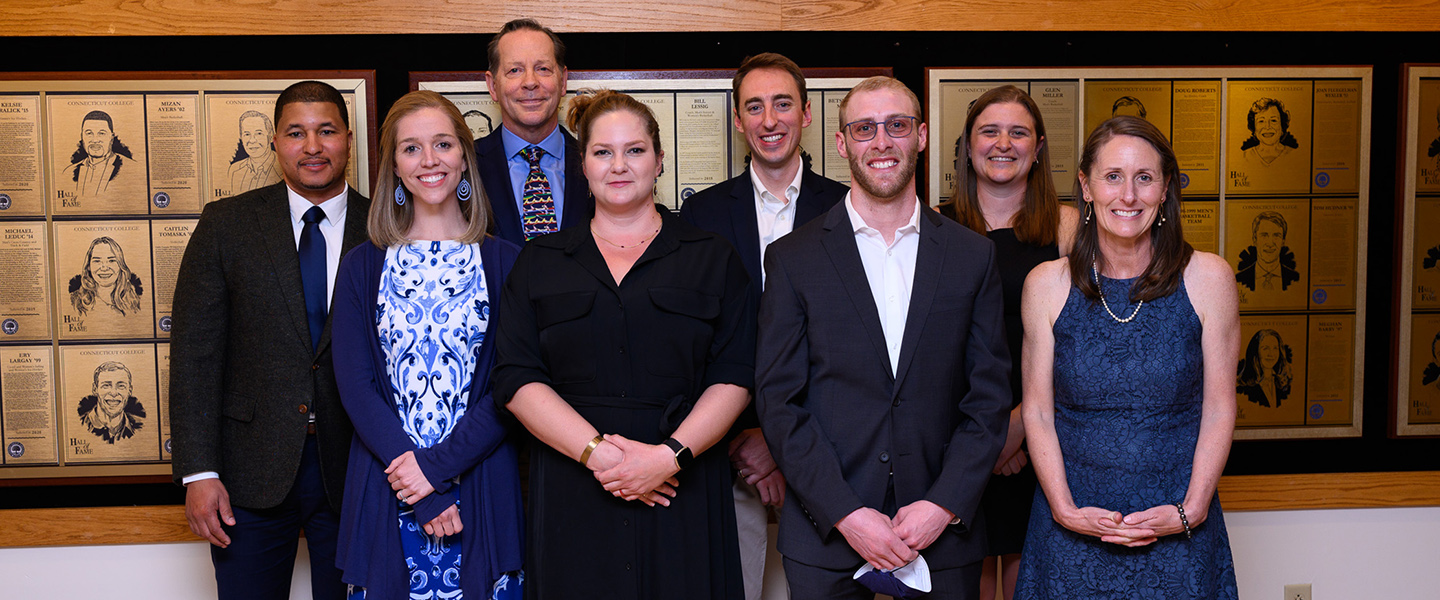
47, 94, 151, 215
1, 345, 58, 465
0, 221, 53, 341
53, 220, 156, 340
0, 94, 46, 216
60, 343, 161, 464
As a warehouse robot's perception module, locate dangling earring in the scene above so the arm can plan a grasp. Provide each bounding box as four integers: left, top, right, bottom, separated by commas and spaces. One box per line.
394, 180, 406, 206
456, 174, 472, 202
1156, 202, 1165, 227
1083, 201, 1092, 225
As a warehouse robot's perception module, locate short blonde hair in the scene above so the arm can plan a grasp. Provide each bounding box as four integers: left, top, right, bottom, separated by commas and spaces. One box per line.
838, 76, 922, 125
369, 90, 491, 247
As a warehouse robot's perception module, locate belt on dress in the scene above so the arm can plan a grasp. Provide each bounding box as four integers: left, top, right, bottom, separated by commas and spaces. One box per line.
564, 393, 693, 437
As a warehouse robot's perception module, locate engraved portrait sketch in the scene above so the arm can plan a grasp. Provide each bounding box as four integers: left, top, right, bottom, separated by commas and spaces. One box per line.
1111, 95, 1147, 119
227, 110, 281, 194
463, 109, 493, 140
69, 236, 144, 318
1235, 211, 1300, 292
1236, 329, 1294, 409
76, 361, 145, 444
1239, 98, 1300, 168
65, 110, 139, 199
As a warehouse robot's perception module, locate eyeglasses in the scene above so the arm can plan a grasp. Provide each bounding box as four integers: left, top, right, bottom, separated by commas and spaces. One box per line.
843, 116, 919, 141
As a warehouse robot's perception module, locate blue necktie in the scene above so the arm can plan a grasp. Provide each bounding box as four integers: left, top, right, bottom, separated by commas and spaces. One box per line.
299, 206, 327, 353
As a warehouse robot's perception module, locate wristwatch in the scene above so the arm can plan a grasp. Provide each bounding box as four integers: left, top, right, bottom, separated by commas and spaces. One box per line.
661, 438, 694, 470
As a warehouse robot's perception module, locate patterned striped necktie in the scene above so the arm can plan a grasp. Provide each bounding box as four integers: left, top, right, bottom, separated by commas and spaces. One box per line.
519, 146, 557, 240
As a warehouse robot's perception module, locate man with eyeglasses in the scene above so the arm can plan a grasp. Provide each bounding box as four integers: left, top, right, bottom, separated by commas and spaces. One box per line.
755, 76, 1011, 599
680, 52, 848, 600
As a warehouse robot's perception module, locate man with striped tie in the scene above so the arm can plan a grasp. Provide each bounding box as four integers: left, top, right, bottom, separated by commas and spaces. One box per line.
475, 18, 591, 245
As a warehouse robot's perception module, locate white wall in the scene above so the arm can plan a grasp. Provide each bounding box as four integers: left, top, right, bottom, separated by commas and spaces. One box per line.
3, 507, 1437, 599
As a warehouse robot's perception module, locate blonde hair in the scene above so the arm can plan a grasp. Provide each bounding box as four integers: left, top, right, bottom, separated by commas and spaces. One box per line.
369, 90, 491, 247
838, 76, 921, 125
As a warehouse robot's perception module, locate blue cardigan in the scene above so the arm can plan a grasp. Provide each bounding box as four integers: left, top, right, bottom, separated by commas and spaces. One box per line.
331, 237, 524, 597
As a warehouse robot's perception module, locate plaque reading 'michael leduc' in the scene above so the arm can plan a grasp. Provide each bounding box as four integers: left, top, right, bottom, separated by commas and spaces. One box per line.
48, 94, 150, 215
1226, 198, 1311, 312
1234, 315, 1309, 428
144, 93, 203, 214
60, 343, 160, 463
206, 94, 282, 203
0, 94, 46, 216
1, 345, 58, 465
53, 220, 156, 340
0, 221, 52, 340
1311, 80, 1362, 195
151, 219, 196, 339
1225, 80, 1313, 196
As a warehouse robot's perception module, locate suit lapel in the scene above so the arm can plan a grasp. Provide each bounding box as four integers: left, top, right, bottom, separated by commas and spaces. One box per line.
476, 130, 520, 244
891, 207, 945, 390
728, 170, 763, 284
257, 184, 313, 352
819, 204, 893, 377
795, 169, 829, 225
560, 127, 591, 231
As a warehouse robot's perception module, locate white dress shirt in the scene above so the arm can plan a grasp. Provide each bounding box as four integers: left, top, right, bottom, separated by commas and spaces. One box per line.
844, 193, 921, 376
751, 166, 803, 288
182, 183, 350, 486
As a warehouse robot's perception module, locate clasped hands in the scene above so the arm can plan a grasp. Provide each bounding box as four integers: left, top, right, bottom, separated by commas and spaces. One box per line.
729, 428, 785, 507
586, 433, 680, 507
386, 450, 460, 536
837, 501, 954, 572
1057, 503, 1197, 547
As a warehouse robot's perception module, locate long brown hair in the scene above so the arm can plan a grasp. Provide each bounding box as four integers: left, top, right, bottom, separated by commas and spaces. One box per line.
1069, 116, 1192, 303
941, 85, 1060, 246
369, 90, 491, 247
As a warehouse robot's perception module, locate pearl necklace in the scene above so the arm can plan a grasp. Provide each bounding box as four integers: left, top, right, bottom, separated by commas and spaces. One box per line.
1093, 262, 1143, 323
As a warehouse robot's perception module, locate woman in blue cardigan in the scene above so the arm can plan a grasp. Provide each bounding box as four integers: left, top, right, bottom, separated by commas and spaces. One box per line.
332, 90, 523, 599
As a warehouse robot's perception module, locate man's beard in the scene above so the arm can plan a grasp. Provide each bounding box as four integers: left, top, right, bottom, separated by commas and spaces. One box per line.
847, 149, 918, 201
86, 143, 109, 159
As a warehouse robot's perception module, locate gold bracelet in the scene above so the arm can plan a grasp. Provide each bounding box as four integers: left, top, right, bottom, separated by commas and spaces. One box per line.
580, 434, 605, 467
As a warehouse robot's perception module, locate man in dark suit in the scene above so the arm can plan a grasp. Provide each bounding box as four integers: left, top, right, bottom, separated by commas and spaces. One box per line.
757, 77, 1011, 600
680, 52, 847, 600
170, 80, 369, 600
475, 18, 590, 246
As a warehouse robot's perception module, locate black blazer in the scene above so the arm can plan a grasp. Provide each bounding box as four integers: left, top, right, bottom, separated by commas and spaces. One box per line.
169, 182, 370, 512
756, 201, 1012, 570
679, 165, 847, 430
474, 126, 591, 247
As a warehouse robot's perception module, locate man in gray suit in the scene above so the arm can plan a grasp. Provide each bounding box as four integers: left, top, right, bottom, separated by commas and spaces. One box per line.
170, 80, 369, 600
757, 77, 1011, 599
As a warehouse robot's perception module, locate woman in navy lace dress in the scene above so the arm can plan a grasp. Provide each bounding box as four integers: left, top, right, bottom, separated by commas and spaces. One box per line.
1016, 116, 1239, 599
332, 91, 524, 600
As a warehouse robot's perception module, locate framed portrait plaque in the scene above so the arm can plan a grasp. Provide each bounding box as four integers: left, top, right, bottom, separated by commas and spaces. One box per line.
0, 71, 374, 480
1394, 65, 1440, 437
412, 68, 890, 211
926, 67, 1371, 439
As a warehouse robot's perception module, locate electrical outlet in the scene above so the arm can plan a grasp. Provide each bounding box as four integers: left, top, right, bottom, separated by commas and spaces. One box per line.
1283, 583, 1312, 600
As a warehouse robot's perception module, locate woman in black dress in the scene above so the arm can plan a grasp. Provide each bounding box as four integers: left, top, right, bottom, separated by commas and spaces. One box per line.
939, 85, 1078, 600
493, 89, 752, 600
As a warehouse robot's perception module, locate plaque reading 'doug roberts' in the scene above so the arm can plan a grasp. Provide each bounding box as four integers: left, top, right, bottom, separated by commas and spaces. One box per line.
1, 345, 58, 465
60, 343, 161, 463
0, 221, 53, 340
47, 94, 150, 215
52, 220, 156, 340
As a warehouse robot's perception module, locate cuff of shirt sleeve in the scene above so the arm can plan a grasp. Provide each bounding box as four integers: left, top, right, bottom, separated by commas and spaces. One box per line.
412, 491, 458, 526
701, 362, 756, 393
182, 471, 220, 485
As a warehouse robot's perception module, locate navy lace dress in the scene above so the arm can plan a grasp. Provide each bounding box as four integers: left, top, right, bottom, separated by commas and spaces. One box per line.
1016, 275, 1237, 599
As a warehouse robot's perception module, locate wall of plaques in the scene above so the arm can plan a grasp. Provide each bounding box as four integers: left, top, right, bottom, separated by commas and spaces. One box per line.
413, 69, 887, 210
1395, 64, 1440, 437
926, 67, 1371, 440
0, 72, 374, 479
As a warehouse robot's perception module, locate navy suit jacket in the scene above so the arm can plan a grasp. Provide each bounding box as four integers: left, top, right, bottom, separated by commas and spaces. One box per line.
680, 165, 847, 429
474, 126, 591, 246
756, 201, 1012, 570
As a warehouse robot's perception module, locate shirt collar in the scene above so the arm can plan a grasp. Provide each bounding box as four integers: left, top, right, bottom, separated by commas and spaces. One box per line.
501, 123, 565, 161
749, 164, 805, 208
286, 183, 350, 226
843, 192, 921, 236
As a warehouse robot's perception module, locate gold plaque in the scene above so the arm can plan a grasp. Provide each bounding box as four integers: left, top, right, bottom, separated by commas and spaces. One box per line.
59, 343, 161, 463
1, 345, 58, 465
48, 94, 151, 215
53, 220, 156, 340
1225, 80, 1313, 195
1226, 198, 1311, 312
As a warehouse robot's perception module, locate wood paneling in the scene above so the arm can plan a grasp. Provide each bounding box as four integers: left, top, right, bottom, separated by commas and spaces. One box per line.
1, 0, 1438, 36
3, 472, 1437, 548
